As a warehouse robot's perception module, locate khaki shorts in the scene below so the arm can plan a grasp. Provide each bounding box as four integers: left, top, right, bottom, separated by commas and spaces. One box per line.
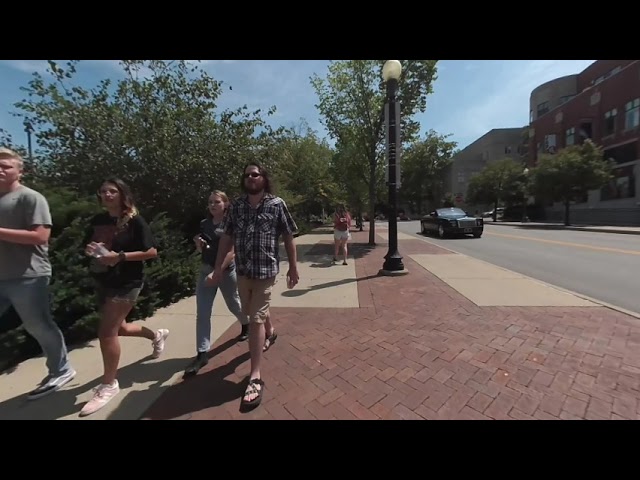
236, 275, 276, 324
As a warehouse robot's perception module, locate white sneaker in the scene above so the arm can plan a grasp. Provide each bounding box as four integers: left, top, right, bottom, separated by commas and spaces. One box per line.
79, 380, 120, 417
28, 368, 77, 400
152, 329, 169, 358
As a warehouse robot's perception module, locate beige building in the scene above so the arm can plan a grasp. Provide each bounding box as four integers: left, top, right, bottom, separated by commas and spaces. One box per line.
445, 128, 525, 212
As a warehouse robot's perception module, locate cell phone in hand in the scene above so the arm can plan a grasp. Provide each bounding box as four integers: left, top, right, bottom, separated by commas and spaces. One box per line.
92, 244, 109, 258
199, 233, 213, 249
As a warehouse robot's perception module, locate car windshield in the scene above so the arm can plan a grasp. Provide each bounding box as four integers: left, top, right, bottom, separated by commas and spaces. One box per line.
437, 208, 467, 217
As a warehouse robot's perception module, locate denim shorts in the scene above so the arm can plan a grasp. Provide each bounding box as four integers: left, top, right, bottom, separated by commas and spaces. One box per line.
96, 284, 143, 305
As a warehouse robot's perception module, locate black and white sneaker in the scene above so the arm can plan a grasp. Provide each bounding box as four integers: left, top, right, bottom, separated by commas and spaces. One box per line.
27, 368, 77, 400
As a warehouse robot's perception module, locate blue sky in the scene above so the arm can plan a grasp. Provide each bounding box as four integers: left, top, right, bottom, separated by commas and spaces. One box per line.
0, 60, 596, 152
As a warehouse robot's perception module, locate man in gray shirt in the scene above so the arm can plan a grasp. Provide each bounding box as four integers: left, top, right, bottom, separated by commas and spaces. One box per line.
0, 147, 75, 400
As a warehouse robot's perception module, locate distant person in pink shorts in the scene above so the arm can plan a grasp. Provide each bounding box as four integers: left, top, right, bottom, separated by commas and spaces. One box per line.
333, 204, 351, 265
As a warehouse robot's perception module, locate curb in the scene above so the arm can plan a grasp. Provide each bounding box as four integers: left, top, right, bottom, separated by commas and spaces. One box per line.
413, 233, 640, 322
487, 222, 640, 236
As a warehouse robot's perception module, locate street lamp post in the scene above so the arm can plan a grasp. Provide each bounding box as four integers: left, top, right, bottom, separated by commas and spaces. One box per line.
24, 120, 33, 161
380, 60, 408, 276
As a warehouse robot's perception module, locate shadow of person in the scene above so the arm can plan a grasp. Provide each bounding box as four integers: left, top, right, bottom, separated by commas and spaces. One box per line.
309, 262, 335, 268
0, 356, 191, 420
140, 349, 251, 420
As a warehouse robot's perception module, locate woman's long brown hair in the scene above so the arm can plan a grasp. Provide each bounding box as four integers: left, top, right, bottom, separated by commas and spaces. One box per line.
97, 177, 138, 231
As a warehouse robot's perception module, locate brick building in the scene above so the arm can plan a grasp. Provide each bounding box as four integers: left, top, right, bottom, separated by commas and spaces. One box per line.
528, 60, 640, 224
444, 127, 525, 212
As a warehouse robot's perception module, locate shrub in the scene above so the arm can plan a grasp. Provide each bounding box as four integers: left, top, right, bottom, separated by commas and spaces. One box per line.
0, 201, 199, 372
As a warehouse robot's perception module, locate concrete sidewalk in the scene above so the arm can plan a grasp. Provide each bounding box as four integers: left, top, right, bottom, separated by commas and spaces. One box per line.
0, 231, 354, 420
141, 229, 640, 420
4, 226, 640, 420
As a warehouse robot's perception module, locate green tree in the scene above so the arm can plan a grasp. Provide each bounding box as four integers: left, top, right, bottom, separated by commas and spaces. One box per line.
311, 60, 438, 244
530, 140, 613, 225
466, 158, 526, 221
12, 60, 278, 227
276, 119, 338, 220
399, 129, 457, 214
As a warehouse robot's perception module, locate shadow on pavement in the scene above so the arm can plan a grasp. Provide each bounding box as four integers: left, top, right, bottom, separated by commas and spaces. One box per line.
0, 355, 190, 420
280, 274, 381, 297
141, 337, 249, 419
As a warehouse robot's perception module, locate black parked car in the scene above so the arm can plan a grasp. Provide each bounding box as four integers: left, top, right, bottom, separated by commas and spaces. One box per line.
420, 207, 483, 238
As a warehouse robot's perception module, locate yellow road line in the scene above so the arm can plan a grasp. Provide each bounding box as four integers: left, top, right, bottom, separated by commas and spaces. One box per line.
485, 231, 640, 256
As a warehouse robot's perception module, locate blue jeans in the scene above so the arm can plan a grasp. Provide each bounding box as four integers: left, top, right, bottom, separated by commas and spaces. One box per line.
0, 276, 71, 376
196, 264, 248, 353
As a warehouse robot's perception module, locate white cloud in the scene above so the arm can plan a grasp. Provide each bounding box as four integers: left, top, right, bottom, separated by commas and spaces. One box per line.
5, 60, 50, 74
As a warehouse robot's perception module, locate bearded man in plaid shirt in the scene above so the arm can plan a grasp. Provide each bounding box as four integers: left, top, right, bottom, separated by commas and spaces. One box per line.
212, 161, 299, 411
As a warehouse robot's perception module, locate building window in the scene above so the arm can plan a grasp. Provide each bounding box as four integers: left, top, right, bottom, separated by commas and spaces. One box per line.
504, 146, 512, 154
544, 134, 557, 153
625, 98, 640, 130
604, 109, 617, 136
565, 127, 575, 146
537, 101, 550, 117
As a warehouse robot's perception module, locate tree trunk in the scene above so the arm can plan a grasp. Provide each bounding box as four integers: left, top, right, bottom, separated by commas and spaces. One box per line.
492, 199, 498, 222
368, 164, 376, 245
564, 199, 571, 226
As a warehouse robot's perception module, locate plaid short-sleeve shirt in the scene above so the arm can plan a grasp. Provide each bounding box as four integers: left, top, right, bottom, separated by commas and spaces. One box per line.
221, 193, 298, 279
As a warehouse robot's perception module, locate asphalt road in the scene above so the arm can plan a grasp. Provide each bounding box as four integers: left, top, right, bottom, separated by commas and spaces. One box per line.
385, 220, 640, 316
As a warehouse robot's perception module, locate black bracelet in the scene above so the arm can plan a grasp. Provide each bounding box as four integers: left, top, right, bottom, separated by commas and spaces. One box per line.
118, 251, 126, 262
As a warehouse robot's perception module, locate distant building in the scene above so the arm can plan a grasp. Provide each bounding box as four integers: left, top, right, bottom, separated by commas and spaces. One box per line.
528, 60, 640, 225
444, 128, 525, 212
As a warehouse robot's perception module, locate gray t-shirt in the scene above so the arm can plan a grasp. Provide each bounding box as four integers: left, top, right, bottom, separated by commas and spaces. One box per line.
0, 185, 53, 280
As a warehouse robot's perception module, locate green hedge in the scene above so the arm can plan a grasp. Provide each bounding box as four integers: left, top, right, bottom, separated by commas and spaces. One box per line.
0, 197, 314, 373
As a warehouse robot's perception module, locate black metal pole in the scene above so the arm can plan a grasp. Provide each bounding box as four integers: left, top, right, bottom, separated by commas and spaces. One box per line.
24, 121, 33, 161
382, 78, 405, 273
27, 130, 33, 161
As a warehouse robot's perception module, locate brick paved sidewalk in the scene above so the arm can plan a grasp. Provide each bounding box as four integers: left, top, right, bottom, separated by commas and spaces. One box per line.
141, 231, 640, 420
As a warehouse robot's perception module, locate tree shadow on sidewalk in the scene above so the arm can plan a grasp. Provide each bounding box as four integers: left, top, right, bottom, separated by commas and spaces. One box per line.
140, 336, 250, 420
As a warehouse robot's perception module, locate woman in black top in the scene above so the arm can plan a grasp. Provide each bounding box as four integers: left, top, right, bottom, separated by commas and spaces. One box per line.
79, 177, 168, 417
183, 190, 249, 377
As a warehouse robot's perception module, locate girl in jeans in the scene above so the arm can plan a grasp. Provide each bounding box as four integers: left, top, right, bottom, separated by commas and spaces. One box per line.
183, 190, 249, 377
80, 177, 168, 417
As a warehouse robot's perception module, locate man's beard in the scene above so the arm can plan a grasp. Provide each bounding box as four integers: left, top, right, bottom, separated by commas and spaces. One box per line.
244, 184, 264, 195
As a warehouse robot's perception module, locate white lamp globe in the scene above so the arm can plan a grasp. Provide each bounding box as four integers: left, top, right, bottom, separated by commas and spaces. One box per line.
382, 60, 402, 81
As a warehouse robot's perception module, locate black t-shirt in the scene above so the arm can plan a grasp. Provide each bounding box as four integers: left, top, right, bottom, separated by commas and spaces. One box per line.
199, 218, 234, 270
85, 212, 156, 288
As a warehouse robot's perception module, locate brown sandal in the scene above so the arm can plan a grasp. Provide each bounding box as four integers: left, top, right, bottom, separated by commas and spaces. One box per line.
263, 331, 277, 352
